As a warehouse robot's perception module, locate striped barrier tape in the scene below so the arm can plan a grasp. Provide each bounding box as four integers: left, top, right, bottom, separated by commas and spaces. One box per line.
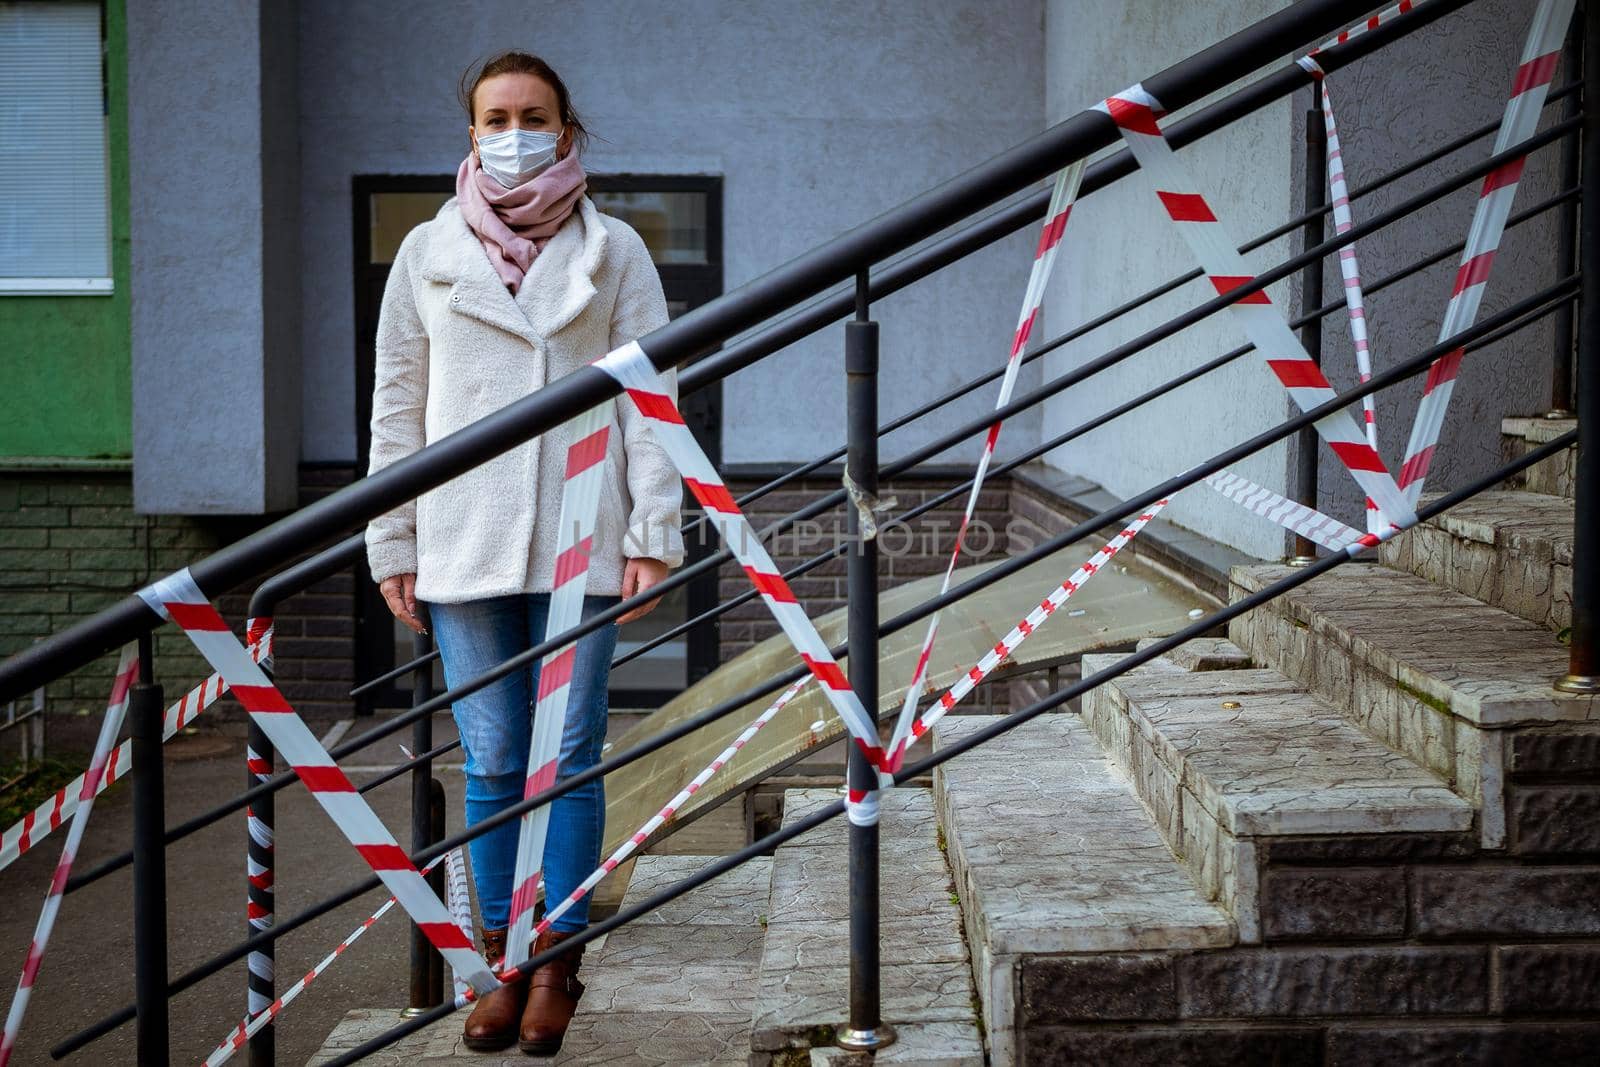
1396, 0, 1574, 507
135, 569, 500, 997
0, 644, 140, 1067
504, 397, 614, 970
897, 499, 1170, 757
1305, 0, 1417, 56
446, 844, 473, 1000
0, 626, 273, 875
1098, 84, 1417, 532
535, 676, 812, 936
886, 161, 1085, 775
594, 341, 892, 825
203, 850, 463, 1067
1203, 469, 1367, 552
245, 730, 275, 1022
1296, 61, 1383, 532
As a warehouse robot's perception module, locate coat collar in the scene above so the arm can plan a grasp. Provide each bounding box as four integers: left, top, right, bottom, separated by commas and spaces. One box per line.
417, 192, 609, 346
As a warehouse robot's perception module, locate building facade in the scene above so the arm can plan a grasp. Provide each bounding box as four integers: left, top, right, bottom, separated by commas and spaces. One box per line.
0, 0, 1568, 717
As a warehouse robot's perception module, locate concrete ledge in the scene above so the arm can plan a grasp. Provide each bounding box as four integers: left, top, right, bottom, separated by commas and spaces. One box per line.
751, 788, 980, 1064
932, 714, 1234, 1063
1381, 490, 1573, 634
1082, 657, 1469, 942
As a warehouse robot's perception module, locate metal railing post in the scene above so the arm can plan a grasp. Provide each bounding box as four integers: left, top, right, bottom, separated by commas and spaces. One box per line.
428, 777, 448, 1002
405, 630, 446, 1013
1291, 87, 1328, 564
1550, 9, 1584, 418
130, 632, 169, 1064
839, 269, 893, 1053
246, 715, 276, 1067
1559, 3, 1600, 693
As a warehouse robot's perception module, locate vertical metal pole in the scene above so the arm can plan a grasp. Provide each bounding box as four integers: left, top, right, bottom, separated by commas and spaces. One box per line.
427, 777, 448, 1004
1559, 4, 1600, 694
246, 715, 276, 1067
131, 631, 169, 1065
838, 270, 893, 1053
1550, 11, 1584, 419
405, 631, 443, 1013
1291, 89, 1327, 565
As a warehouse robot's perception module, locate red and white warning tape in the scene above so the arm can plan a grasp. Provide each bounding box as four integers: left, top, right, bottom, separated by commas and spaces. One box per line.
0, 628, 273, 875
504, 398, 614, 969
594, 342, 892, 826
1, 645, 140, 1067
536, 676, 811, 935
1396, 0, 1574, 506
1297, 61, 1382, 532
1203, 469, 1367, 552
898, 500, 1170, 755
886, 161, 1085, 774
136, 569, 499, 996
1099, 84, 1415, 532
202, 850, 463, 1067
1305, 0, 1417, 56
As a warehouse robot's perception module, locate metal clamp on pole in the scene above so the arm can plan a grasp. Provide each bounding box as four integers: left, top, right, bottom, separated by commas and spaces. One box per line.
1291, 88, 1328, 566
839, 269, 894, 1054
131, 632, 170, 1065
1559, 3, 1599, 693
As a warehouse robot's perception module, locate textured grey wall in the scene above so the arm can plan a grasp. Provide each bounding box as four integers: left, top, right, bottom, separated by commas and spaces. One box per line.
1290, 0, 1568, 530
128, 0, 301, 514
1039, 0, 1297, 560
295, 0, 1047, 468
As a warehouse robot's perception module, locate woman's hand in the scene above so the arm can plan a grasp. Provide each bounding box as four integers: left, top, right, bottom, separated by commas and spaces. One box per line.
379, 572, 428, 635
618, 557, 670, 623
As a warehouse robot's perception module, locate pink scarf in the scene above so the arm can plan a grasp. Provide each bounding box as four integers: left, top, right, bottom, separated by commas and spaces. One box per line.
455, 149, 587, 295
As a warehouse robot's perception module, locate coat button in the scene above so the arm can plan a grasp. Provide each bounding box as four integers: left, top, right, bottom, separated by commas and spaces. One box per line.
450, 294, 461, 304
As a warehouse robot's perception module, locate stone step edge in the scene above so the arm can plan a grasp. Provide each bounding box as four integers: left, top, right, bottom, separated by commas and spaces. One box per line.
930, 714, 1235, 1064
1080, 653, 1472, 941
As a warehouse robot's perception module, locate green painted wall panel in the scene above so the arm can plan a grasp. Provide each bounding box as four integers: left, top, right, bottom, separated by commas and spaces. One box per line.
0, 0, 132, 461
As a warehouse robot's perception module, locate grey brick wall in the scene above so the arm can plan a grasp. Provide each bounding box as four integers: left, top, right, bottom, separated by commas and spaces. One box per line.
0, 466, 359, 729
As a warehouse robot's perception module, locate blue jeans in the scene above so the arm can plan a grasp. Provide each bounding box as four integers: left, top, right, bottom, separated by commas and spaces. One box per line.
426, 593, 619, 933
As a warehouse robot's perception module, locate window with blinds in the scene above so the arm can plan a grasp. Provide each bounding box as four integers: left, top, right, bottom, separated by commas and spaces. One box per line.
0, 1, 112, 294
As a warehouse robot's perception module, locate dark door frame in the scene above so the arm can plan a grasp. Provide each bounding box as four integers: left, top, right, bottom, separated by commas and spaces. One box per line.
350, 172, 725, 712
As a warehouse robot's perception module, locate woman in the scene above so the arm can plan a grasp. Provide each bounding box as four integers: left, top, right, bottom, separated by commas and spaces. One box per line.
364, 51, 682, 1055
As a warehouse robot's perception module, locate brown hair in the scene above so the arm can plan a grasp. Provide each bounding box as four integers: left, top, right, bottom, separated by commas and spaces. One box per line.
457, 51, 592, 155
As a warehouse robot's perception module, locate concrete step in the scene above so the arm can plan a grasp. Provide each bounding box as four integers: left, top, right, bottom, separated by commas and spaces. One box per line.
1081, 654, 1471, 943
555, 853, 772, 1065
752, 787, 983, 1066
1380, 489, 1573, 634
1502, 415, 1576, 499
307, 854, 770, 1065
1230, 563, 1598, 849
931, 714, 1235, 1064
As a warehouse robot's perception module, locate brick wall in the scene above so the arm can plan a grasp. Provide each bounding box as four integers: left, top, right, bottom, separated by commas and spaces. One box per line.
715, 470, 1011, 663
0, 465, 360, 731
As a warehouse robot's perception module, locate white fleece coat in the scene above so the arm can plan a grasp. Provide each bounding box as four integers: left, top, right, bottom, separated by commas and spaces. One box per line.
364, 193, 684, 603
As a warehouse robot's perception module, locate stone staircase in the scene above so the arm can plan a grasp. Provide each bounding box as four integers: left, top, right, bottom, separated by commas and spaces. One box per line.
924, 419, 1599, 1062
312, 420, 1596, 1064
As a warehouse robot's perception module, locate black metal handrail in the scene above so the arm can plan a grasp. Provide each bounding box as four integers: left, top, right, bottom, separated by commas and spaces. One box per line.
0, 0, 1465, 704
59, 107, 1578, 901
51, 268, 1579, 1058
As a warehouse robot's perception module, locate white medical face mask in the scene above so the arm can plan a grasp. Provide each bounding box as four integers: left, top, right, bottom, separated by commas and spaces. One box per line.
474, 126, 561, 188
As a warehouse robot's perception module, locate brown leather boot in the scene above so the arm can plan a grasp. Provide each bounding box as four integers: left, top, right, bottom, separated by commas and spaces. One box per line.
462, 927, 529, 1052
518, 929, 586, 1055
